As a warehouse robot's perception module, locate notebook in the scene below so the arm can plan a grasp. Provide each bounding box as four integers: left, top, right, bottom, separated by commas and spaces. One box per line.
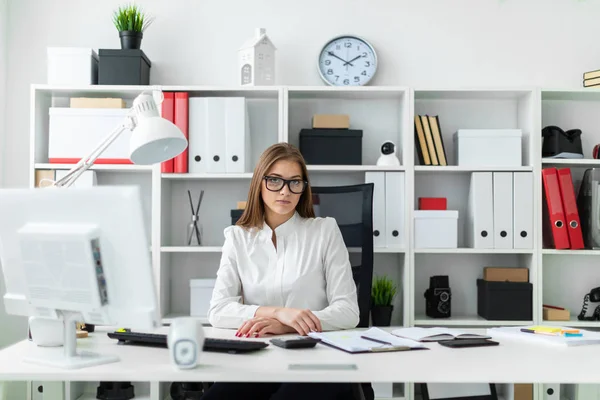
487, 326, 600, 346
308, 328, 429, 354
391, 327, 491, 342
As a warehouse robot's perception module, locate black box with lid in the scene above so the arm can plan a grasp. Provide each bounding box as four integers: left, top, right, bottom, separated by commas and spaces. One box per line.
477, 279, 532, 321
299, 129, 362, 165
98, 49, 151, 85
231, 209, 244, 225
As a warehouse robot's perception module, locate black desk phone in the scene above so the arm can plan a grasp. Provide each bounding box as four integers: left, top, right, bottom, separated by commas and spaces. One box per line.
578, 287, 600, 321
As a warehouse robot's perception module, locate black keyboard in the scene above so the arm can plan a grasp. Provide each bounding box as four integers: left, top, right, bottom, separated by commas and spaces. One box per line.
107, 331, 268, 354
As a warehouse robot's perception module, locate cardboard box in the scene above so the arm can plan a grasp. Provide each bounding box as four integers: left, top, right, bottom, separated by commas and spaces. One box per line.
70, 97, 126, 108
543, 306, 570, 321
237, 201, 247, 209
514, 383, 533, 400
483, 267, 528, 282
312, 114, 350, 129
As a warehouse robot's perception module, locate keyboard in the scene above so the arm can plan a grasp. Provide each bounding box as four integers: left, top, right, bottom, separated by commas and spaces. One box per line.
107, 331, 269, 354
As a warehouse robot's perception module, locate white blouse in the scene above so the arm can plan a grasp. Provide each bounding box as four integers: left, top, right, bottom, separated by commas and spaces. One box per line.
207, 212, 360, 331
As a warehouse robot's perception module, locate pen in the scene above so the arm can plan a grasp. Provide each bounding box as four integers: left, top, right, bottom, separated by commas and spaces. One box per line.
360, 335, 392, 346
519, 328, 558, 336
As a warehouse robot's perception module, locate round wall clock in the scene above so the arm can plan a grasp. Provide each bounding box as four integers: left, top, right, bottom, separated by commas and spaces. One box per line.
317, 35, 378, 86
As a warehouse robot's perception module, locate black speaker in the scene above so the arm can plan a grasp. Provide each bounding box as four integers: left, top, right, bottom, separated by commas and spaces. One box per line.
424, 275, 451, 318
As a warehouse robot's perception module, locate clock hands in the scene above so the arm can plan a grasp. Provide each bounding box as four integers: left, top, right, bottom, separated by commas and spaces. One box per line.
344, 55, 362, 66
327, 51, 354, 67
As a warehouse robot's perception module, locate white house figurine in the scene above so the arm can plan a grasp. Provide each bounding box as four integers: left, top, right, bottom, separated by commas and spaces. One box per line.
239, 28, 276, 86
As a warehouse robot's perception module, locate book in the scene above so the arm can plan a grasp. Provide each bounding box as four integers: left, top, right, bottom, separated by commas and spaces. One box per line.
391, 327, 491, 342
308, 327, 428, 354
487, 326, 600, 346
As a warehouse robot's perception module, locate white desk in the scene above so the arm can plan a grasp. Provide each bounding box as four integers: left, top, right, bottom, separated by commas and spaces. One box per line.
0, 326, 597, 384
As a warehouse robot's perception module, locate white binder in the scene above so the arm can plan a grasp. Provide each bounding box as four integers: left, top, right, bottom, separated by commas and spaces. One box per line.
385, 172, 404, 248
466, 172, 494, 248
513, 172, 534, 249
365, 172, 385, 247
205, 98, 227, 173
188, 97, 208, 174
493, 172, 513, 249
224, 98, 251, 173
574, 384, 600, 400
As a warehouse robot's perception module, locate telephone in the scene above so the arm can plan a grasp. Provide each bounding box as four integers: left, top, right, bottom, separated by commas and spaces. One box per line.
577, 287, 600, 321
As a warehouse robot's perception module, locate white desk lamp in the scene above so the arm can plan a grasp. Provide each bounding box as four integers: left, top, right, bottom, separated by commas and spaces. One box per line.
52, 90, 188, 187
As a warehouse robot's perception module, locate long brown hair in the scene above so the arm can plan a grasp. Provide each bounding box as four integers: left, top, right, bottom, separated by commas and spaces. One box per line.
236, 143, 315, 229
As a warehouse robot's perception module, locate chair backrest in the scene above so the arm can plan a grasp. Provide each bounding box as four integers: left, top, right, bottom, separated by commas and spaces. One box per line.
311, 183, 374, 328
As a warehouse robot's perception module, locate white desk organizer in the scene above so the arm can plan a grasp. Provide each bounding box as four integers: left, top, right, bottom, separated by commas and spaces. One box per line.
48, 108, 132, 164
414, 210, 458, 248
47, 47, 98, 85
453, 129, 522, 167
190, 279, 216, 318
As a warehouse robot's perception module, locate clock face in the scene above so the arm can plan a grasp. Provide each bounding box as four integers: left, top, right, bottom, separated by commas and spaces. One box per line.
318, 35, 377, 86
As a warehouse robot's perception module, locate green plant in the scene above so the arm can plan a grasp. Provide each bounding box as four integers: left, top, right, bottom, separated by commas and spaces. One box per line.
112, 3, 154, 33
371, 276, 397, 307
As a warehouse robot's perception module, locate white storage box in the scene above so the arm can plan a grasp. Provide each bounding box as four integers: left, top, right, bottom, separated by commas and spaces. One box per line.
48, 108, 132, 164
414, 210, 458, 248
47, 47, 98, 85
190, 279, 216, 319
453, 129, 522, 167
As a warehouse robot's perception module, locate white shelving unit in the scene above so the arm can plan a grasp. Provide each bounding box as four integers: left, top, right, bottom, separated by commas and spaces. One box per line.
29, 83, 600, 400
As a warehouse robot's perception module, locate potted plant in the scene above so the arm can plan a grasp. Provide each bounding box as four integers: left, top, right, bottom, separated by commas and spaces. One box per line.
371, 275, 397, 326
112, 3, 154, 50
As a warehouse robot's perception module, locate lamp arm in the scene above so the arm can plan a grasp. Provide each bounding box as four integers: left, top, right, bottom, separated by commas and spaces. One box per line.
53, 116, 136, 187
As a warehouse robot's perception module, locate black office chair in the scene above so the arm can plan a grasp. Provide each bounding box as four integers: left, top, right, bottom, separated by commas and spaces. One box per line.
311, 183, 375, 400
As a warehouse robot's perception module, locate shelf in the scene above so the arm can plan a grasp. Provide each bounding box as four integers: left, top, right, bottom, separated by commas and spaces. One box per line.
414, 248, 534, 254
414, 165, 533, 173
35, 163, 151, 172
308, 165, 405, 172
542, 88, 600, 101
287, 85, 408, 100
542, 249, 600, 256
161, 246, 404, 254
541, 158, 600, 167
542, 316, 600, 328
414, 87, 534, 100
414, 315, 533, 327
162, 172, 253, 180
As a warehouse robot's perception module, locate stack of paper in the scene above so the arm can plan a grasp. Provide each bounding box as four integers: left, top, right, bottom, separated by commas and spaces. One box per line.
308, 328, 428, 353
487, 326, 600, 346
391, 327, 491, 342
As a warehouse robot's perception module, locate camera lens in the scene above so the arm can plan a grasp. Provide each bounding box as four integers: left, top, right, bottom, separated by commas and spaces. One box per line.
381, 142, 394, 155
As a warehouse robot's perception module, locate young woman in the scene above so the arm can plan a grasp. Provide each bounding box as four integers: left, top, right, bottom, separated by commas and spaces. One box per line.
203, 143, 367, 400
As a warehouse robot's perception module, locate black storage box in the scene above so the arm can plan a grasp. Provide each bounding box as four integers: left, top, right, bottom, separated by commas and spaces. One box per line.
299, 129, 362, 165
231, 209, 244, 225
98, 49, 151, 85
541, 125, 583, 159
477, 279, 532, 321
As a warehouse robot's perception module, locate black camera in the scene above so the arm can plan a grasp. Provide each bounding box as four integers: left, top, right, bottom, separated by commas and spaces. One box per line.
381, 141, 395, 155
424, 275, 451, 318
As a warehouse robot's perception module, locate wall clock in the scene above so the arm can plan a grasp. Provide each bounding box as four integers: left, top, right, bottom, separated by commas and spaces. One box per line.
317, 35, 378, 86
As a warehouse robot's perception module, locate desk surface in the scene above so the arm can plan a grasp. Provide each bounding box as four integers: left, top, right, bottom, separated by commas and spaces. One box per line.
0, 326, 596, 383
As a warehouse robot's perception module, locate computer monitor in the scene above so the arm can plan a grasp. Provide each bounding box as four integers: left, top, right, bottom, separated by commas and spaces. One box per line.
0, 185, 161, 369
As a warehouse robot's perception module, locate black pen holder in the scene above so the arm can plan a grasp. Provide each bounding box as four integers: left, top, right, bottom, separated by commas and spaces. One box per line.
542, 125, 583, 159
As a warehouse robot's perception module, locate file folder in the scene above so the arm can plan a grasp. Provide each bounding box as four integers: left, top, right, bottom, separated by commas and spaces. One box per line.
466, 172, 494, 248
173, 92, 189, 173
160, 92, 175, 173
188, 97, 208, 174
493, 172, 513, 249
542, 168, 570, 249
365, 172, 385, 247
224, 98, 251, 173
206, 98, 227, 173
513, 172, 533, 249
385, 172, 405, 248
557, 168, 584, 249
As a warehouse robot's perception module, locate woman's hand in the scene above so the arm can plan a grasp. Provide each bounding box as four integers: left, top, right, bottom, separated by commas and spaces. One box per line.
273, 308, 322, 336
236, 317, 295, 338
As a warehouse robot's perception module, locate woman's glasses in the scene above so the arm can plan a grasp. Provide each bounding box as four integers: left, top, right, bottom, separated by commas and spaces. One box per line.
263, 176, 307, 194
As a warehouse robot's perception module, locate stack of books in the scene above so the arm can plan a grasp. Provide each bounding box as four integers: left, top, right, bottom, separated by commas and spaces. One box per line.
414, 114, 447, 166
583, 69, 600, 88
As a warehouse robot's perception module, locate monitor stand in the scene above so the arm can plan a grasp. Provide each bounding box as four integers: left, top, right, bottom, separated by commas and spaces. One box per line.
24, 311, 119, 369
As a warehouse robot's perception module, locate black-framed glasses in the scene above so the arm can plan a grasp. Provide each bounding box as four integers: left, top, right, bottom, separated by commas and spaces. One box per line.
263, 176, 307, 194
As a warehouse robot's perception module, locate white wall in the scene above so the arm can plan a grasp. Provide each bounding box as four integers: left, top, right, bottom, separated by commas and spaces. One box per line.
0, 0, 5, 187
3, 0, 600, 187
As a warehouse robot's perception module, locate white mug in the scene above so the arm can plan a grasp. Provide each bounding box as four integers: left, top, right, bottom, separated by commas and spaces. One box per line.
167, 317, 205, 369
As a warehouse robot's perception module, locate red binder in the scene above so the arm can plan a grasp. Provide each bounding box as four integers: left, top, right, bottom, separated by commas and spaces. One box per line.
160, 92, 175, 173
557, 168, 584, 249
173, 92, 189, 173
542, 168, 570, 249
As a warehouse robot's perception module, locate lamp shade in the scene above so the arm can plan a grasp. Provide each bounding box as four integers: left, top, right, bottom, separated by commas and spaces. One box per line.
129, 117, 188, 165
